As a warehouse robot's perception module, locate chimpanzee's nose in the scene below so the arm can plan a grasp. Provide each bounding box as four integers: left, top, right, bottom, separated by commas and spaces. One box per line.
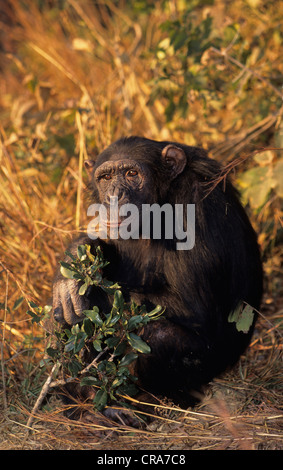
106, 186, 126, 204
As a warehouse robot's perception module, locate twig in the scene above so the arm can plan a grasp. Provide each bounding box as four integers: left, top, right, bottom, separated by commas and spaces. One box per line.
27, 362, 60, 429
81, 346, 109, 373
28, 346, 110, 425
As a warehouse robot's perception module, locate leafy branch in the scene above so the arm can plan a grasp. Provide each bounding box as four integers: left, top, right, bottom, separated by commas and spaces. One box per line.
27, 245, 164, 426
59, 243, 120, 295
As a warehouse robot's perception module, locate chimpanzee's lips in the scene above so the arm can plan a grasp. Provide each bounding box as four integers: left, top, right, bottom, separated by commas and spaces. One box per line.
100, 215, 139, 228
102, 221, 122, 228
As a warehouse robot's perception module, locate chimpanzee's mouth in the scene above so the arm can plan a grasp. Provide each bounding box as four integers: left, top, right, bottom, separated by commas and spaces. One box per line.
100, 214, 139, 229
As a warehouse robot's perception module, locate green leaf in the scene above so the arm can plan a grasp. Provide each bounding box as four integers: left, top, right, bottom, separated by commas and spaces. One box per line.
12, 296, 24, 311
84, 308, 103, 327
68, 359, 82, 377
140, 305, 164, 326
71, 323, 81, 335
65, 337, 75, 352
64, 250, 77, 261
93, 389, 108, 411
29, 301, 39, 309
127, 333, 151, 354
111, 377, 124, 389
119, 352, 138, 367
97, 361, 106, 372
85, 244, 96, 263
105, 336, 120, 348
93, 339, 102, 352
106, 313, 120, 327
77, 245, 86, 260
60, 265, 76, 279
117, 366, 130, 376
46, 347, 59, 358
127, 315, 143, 331
105, 361, 116, 374
103, 327, 115, 335
83, 318, 94, 337
74, 332, 87, 353
113, 340, 127, 357
101, 281, 121, 293
79, 282, 88, 296
63, 328, 72, 338
228, 303, 255, 333
27, 309, 41, 324
113, 290, 124, 311
172, 29, 188, 50
147, 305, 164, 318
80, 376, 101, 387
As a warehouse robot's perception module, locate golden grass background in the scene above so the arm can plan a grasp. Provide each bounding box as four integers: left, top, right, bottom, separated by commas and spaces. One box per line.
0, 0, 282, 449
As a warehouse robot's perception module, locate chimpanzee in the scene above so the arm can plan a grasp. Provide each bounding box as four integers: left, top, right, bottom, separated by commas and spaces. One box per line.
52, 136, 263, 412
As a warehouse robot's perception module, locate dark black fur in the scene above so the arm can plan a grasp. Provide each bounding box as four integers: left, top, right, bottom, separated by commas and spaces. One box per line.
53, 136, 263, 408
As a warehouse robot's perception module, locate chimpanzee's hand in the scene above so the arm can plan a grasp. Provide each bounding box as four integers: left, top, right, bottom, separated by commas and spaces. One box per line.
52, 236, 98, 325
52, 276, 90, 326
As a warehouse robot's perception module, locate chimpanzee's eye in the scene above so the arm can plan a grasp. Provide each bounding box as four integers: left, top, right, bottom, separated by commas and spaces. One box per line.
126, 170, 138, 177
102, 174, 112, 181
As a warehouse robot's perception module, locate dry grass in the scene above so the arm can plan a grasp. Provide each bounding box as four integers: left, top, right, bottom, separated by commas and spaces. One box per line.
1, 326, 282, 450
0, 0, 282, 451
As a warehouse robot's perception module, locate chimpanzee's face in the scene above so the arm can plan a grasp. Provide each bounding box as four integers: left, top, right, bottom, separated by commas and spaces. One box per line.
90, 158, 155, 231
84, 140, 187, 231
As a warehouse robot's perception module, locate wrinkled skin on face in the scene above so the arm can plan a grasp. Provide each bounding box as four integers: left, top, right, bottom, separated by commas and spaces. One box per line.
94, 159, 154, 228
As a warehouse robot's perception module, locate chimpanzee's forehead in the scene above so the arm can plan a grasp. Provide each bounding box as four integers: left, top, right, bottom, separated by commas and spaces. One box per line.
95, 151, 138, 169
99, 151, 134, 162
95, 138, 165, 167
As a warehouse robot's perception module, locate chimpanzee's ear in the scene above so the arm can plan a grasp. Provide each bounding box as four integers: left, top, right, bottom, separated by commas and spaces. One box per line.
84, 160, 96, 174
161, 145, 187, 179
